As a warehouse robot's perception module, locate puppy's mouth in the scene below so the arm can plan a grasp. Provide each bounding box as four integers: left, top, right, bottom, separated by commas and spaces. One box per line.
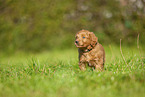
75, 42, 86, 48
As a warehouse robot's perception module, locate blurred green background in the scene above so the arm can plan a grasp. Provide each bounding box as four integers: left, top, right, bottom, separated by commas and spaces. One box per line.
0, 0, 145, 53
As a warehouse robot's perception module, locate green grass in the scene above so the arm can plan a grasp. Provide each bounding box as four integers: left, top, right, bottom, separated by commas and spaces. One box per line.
0, 46, 145, 97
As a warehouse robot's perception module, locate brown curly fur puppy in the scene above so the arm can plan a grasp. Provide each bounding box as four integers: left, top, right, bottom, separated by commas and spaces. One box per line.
75, 30, 105, 71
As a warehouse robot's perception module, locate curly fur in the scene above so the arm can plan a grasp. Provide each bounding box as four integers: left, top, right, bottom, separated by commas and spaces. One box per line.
75, 30, 105, 71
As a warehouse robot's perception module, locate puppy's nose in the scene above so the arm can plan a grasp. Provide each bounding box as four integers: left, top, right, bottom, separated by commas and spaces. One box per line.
75, 41, 78, 44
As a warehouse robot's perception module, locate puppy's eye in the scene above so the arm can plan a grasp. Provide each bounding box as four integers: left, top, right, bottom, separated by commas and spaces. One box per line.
83, 37, 85, 38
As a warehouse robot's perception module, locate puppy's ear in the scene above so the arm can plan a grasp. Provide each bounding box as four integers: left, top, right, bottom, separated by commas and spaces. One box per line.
89, 32, 98, 47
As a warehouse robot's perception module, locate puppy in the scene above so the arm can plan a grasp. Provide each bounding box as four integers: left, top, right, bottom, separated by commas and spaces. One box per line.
75, 30, 105, 71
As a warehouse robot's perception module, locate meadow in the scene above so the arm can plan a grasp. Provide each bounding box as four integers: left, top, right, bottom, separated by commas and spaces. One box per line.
0, 0, 145, 97
0, 45, 144, 97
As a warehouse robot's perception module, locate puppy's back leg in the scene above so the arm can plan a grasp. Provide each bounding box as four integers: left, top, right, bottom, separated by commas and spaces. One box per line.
95, 58, 104, 71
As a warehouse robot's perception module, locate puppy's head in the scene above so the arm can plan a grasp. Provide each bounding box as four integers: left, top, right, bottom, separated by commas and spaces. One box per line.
75, 30, 98, 49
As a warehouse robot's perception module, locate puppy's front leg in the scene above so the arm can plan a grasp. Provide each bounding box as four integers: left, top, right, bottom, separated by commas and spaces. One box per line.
88, 60, 96, 71
79, 62, 86, 71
